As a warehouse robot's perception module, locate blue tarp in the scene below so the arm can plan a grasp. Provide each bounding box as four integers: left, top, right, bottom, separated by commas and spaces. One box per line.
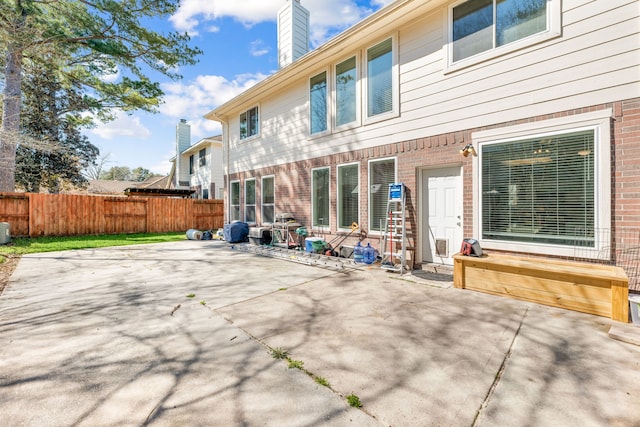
223, 222, 249, 243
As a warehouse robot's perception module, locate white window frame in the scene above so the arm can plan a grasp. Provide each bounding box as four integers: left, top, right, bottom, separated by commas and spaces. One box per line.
311, 166, 331, 230
333, 54, 361, 132
239, 105, 260, 141
472, 109, 612, 258
368, 157, 397, 234
337, 162, 360, 232
244, 178, 256, 224
446, 0, 561, 72
229, 180, 241, 222
261, 175, 275, 225
309, 69, 331, 138
364, 34, 399, 125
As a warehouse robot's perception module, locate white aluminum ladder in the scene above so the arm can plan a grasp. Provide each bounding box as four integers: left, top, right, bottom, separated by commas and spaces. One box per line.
380, 183, 407, 275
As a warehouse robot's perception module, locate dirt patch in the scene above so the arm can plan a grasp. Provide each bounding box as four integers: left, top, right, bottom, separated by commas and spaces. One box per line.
0, 255, 21, 295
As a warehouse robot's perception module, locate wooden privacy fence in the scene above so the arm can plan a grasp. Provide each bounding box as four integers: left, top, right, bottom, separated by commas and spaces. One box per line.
0, 192, 224, 237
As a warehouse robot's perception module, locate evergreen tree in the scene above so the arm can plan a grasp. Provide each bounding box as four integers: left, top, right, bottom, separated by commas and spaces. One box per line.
16, 60, 99, 192
0, 0, 201, 191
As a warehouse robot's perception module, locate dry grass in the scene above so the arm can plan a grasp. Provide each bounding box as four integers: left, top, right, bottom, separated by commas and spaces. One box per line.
0, 254, 21, 295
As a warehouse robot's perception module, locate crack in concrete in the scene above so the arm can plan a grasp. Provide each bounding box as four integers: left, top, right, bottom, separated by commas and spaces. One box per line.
472, 307, 529, 426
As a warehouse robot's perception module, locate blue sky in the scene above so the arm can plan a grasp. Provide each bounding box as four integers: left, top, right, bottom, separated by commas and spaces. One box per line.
87, 0, 394, 175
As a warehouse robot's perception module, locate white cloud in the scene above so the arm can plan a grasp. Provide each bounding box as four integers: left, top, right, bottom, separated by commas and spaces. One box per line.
158, 72, 269, 120
190, 117, 223, 139
90, 112, 152, 140
169, 0, 383, 46
100, 66, 120, 83
250, 40, 270, 57
371, 0, 396, 6
170, 0, 280, 33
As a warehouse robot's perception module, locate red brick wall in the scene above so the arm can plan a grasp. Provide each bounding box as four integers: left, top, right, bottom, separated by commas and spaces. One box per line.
227, 97, 640, 263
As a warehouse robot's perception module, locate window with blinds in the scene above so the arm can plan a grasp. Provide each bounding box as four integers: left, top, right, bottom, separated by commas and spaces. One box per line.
230, 181, 240, 222
367, 38, 393, 118
310, 72, 328, 135
312, 168, 330, 227
262, 176, 275, 224
338, 164, 359, 229
480, 129, 595, 246
369, 158, 396, 231
335, 57, 357, 127
245, 179, 256, 223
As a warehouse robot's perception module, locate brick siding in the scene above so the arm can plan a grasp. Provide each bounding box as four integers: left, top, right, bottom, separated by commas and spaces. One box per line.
226, 97, 640, 264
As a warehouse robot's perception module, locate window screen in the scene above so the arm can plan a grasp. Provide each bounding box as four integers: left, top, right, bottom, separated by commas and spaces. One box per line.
338, 164, 359, 229
367, 38, 393, 117
335, 57, 357, 127
453, 0, 547, 62
312, 168, 330, 227
230, 181, 240, 222
369, 159, 396, 231
310, 72, 328, 134
245, 179, 256, 223
262, 176, 275, 224
481, 129, 595, 246
240, 106, 259, 140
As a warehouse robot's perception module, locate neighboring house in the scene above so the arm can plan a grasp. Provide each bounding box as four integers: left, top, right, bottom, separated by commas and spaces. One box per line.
87, 177, 183, 197
206, 0, 640, 269
87, 180, 139, 196
169, 119, 223, 199
137, 175, 172, 190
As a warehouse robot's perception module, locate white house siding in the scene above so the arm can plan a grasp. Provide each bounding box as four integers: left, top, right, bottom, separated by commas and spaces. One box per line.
211, 144, 224, 199
179, 139, 223, 199
189, 150, 211, 197
223, 0, 639, 176
211, 0, 639, 270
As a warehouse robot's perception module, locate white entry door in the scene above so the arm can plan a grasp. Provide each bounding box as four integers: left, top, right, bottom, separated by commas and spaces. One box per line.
421, 167, 463, 265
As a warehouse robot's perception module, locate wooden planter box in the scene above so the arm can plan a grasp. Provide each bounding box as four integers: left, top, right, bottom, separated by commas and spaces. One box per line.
453, 253, 629, 322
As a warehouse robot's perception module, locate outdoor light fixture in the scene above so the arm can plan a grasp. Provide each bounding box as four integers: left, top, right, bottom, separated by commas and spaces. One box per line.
460, 143, 477, 157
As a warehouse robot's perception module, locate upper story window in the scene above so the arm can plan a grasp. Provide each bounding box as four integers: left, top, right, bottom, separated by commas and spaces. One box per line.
309, 71, 328, 135
451, 0, 553, 65
199, 148, 206, 166
189, 154, 194, 175
335, 57, 358, 128
240, 106, 259, 140
366, 38, 393, 118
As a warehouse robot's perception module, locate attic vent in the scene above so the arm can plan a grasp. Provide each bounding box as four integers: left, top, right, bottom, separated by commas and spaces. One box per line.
435, 238, 449, 258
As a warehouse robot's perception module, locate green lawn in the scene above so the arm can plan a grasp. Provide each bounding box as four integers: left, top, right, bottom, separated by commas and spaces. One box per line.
0, 232, 186, 260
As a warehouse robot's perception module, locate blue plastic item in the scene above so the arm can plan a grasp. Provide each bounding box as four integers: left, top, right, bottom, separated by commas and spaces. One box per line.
354, 241, 364, 263
223, 222, 249, 243
363, 243, 376, 264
